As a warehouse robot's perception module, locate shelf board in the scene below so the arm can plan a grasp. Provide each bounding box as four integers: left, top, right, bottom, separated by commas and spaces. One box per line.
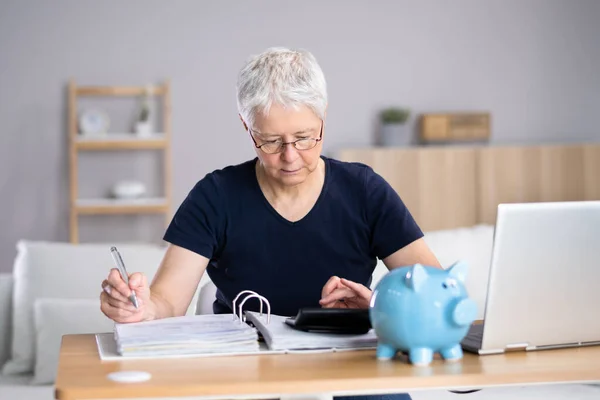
74, 133, 167, 150
75, 197, 169, 215
76, 85, 165, 97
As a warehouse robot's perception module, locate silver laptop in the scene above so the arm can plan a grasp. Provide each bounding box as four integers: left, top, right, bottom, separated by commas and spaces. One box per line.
461, 201, 600, 355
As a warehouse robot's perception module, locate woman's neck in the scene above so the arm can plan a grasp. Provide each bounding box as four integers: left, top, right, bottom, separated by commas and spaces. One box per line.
256, 158, 325, 209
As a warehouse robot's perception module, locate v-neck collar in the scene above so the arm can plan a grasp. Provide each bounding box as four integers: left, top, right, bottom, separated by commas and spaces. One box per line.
252, 156, 331, 226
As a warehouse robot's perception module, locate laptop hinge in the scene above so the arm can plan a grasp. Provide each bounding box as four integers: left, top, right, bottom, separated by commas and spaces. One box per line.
505, 342, 529, 352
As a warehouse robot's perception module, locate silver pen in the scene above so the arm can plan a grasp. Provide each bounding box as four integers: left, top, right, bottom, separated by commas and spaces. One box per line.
110, 246, 139, 309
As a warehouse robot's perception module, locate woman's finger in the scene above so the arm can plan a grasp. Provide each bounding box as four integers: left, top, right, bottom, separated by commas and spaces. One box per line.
340, 278, 372, 300
101, 280, 130, 303
101, 290, 138, 313
107, 300, 138, 313
101, 292, 133, 316
321, 276, 342, 298
101, 301, 141, 323
321, 300, 350, 309
106, 268, 134, 299
319, 287, 355, 305
106, 296, 139, 313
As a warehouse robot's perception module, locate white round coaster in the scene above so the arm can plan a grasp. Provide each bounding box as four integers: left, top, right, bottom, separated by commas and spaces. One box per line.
107, 371, 152, 383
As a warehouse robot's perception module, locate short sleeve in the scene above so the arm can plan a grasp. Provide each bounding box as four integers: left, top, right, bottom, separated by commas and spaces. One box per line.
163, 174, 225, 259
365, 167, 423, 259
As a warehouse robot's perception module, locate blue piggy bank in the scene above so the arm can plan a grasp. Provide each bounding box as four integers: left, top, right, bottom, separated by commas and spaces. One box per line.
369, 261, 477, 366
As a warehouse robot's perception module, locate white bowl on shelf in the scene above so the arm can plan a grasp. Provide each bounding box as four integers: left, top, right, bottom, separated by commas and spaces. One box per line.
111, 181, 147, 199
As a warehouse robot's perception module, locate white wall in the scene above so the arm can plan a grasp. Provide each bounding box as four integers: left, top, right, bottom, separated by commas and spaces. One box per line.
1, 0, 599, 272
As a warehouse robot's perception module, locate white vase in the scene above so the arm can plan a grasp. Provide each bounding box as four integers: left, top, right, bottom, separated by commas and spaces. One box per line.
380, 123, 411, 146
135, 121, 153, 137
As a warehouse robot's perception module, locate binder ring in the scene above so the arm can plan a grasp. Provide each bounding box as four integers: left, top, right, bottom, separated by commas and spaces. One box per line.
239, 294, 271, 324
232, 290, 271, 324
239, 293, 265, 318
232, 290, 260, 320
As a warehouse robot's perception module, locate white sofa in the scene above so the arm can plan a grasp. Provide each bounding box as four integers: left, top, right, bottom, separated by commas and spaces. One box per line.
0, 226, 598, 400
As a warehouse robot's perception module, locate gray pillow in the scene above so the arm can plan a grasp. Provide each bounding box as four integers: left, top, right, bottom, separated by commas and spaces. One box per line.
32, 298, 114, 385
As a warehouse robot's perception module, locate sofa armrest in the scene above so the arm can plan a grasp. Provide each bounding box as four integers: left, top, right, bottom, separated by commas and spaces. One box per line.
195, 278, 218, 315
0, 273, 13, 368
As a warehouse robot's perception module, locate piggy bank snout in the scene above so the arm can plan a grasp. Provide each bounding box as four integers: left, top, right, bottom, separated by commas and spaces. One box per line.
451, 298, 478, 327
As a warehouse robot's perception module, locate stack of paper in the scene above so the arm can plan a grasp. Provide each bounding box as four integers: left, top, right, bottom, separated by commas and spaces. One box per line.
245, 312, 379, 352
114, 314, 260, 357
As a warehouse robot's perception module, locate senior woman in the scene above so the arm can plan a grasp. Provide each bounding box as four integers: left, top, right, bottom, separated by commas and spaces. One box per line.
100, 47, 441, 400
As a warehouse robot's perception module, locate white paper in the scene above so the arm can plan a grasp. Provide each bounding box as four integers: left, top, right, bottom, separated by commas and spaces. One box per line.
96, 333, 285, 361
95, 312, 378, 361
244, 312, 378, 352
113, 314, 260, 357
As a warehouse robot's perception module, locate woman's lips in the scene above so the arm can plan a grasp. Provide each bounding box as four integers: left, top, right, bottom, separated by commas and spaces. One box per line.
281, 168, 301, 174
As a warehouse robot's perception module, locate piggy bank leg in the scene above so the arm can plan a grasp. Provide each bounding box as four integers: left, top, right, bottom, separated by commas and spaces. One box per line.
376, 343, 397, 360
408, 347, 433, 366
440, 344, 463, 362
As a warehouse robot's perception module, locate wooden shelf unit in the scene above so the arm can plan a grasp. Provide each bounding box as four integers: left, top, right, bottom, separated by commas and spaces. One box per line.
75, 197, 170, 215
76, 85, 167, 97
68, 80, 173, 243
75, 133, 168, 150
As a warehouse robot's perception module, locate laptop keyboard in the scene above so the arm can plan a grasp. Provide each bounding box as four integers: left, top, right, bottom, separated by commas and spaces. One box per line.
461, 324, 484, 350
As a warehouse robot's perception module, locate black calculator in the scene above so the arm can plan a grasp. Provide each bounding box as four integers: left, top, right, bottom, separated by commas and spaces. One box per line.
285, 308, 372, 334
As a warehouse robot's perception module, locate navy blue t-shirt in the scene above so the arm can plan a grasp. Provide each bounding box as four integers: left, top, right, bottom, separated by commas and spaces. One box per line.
163, 156, 423, 317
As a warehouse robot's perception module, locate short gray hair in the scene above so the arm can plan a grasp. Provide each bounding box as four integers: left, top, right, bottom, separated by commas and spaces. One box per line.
236, 47, 328, 129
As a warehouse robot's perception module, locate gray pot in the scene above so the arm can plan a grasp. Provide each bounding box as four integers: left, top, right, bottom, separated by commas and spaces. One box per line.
380, 123, 411, 147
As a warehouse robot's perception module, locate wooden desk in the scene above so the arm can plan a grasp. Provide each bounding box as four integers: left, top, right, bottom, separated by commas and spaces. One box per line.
54, 334, 600, 400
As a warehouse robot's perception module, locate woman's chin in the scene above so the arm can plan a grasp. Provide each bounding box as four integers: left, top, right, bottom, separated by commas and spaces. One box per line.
277, 170, 307, 185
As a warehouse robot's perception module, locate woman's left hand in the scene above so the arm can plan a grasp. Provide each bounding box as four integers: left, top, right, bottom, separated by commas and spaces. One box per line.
319, 276, 372, 309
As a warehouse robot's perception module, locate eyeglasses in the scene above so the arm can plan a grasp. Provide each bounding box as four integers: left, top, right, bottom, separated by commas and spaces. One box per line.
249, 121, 323, 154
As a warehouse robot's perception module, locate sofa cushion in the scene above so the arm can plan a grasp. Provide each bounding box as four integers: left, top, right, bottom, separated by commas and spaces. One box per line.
2, 240, 204, 376
32, 298, 114, 384
369, 224, 494, 320
196, 278, 218, 315
0, 373, 54, 400
0, 274, 12, 369
422, 224, 494, 319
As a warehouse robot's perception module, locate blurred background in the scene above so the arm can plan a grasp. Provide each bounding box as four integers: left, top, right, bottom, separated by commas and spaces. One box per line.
2, 2, 600, 397
1, 0, 600, 272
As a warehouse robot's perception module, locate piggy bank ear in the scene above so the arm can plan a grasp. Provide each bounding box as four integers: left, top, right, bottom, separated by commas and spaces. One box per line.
405, 264, 428, 292
447, 260, 468, 283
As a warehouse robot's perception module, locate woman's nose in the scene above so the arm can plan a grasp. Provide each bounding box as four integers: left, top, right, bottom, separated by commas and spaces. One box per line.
280, 142, 299, 162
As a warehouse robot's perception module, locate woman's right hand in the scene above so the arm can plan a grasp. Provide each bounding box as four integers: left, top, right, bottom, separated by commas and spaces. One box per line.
100, 268, 155, 323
